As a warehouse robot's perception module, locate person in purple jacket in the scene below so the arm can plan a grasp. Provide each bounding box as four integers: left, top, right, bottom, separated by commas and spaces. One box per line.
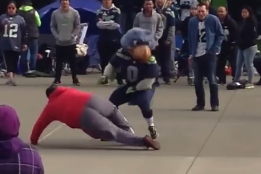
0, 105, 44, 174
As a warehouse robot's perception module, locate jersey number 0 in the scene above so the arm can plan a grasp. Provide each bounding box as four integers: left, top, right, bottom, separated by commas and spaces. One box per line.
127, 66, 138, 82
3, 23, 18, 38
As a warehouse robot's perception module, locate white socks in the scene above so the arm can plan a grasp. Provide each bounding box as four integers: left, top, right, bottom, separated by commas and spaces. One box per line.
146, 117, 154, 127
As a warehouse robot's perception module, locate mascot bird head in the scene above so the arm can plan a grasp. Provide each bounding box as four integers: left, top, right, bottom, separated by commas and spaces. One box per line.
120, 28, 157, 62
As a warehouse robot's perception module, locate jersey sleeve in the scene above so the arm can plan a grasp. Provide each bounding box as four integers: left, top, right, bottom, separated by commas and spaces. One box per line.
109, 48, 124, 68
143, 56, 160, 78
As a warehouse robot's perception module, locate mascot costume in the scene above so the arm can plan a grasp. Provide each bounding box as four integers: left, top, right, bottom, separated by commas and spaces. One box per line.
99, 28, 160, 139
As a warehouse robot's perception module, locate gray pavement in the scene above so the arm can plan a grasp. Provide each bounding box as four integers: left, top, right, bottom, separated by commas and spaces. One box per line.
1, 74, 261, 174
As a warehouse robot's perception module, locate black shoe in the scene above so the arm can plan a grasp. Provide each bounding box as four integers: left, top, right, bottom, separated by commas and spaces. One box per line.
143, 135, 160, 150
192, 105, 205, 111
211, 106, 219, 111
52, 80, 61, 85
148, 126, 159, 139
164, 80, 171, 85
73, 78, 80, 86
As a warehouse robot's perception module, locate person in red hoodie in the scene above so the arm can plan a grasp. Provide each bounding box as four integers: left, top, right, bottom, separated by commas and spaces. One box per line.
30, 85, 160, 150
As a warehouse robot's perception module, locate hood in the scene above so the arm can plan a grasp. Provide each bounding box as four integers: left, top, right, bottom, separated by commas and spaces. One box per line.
0, 105, 22, 159
101, 3, 116, 10
155, 0, 168, 10
49, 86, 68, 99
0, 138, 24, 159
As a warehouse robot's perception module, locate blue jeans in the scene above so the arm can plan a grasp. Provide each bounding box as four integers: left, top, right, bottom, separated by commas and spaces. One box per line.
193, 53, 218, 107
234, 45, 257, 83
20, 39, 38, 72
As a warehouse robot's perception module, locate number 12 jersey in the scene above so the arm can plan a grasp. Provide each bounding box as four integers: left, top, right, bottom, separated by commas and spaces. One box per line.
0, 14, 26, 52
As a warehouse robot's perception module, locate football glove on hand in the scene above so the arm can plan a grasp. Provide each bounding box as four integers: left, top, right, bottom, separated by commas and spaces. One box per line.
126, 86, 136, 94
98, 75, 109, 85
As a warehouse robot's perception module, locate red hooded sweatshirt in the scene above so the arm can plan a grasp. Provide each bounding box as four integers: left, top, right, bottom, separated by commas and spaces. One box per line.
30, 87, 92, 144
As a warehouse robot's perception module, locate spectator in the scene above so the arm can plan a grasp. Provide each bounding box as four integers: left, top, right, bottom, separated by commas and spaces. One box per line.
155, 0, 175, 84
133, 0, 163, 85
181, 6, 197, 48
0, 105, 44, 173
50, 0, 80, 85
216, 6, 237, 84
133, 0, 164, 49
179, 0, 198, 21
96, 0, 123, 85
18, 0, 41, 73
233, 6, 258, 89
188, 3, 223, 111
201, 0, 217, 16
0, 1, 27, 86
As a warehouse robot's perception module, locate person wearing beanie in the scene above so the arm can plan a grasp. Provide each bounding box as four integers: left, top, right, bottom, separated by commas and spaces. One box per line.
0, 105, 44, 174
30, 85, 160, 150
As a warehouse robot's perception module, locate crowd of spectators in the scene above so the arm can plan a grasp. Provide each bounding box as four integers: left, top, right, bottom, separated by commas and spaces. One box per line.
0, 0, 261, 172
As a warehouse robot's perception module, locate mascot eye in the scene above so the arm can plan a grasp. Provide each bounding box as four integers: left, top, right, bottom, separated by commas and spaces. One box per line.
133, 40, 137, 46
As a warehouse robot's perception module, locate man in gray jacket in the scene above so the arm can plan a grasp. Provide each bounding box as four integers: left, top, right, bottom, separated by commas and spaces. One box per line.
50, 0, 80, 85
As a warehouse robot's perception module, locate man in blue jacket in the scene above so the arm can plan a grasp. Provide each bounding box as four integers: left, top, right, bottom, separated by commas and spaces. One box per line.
188, 3, 224, 111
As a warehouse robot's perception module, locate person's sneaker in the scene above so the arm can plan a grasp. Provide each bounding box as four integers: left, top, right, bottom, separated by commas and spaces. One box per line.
245, 83, 254, 89
10, 80, 17, 86
143, 135, 160, 150
148, 126, 159, 139
211, 105, 219, 111
5, 80, 11, 85
52, 80, 61, 85
187, 78, 194, 86
192, 105, 205, 111
73, 78, 80, 86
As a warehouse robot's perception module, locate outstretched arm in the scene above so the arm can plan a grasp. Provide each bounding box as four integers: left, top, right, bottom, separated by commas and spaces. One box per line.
30, 105, 54, 145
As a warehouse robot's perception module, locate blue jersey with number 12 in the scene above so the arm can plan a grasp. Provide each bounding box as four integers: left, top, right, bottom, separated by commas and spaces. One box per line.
110, 48, 159, 86
0, 14, 26, 52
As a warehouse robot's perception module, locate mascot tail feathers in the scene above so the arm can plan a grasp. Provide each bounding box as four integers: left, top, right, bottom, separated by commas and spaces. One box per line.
120, 27, 157, 49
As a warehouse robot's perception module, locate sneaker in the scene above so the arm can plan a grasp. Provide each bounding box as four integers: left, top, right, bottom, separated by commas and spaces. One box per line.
5, 80, 11, 85
143, 135, 160, 150
148, 126, 159, 139
192, 105, 205, 111
211, 105, 219, 111
245, 83, 254, 89
73, 78, 80, 86
10, 80, 17, 86
52, 80, 61, 85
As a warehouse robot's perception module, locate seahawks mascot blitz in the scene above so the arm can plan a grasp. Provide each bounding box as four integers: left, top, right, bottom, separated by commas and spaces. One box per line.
99, 28, 160, 139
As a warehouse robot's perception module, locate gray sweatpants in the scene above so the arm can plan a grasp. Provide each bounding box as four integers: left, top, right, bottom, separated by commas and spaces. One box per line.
79, 96, 145, 146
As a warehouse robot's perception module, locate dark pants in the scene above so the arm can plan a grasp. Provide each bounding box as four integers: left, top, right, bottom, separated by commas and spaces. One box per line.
79, 96, 144, 146
109, 85, 155, 119
155, 41, 172, 82
216, 45, 236, 83
254, 57, 261, 77
3, 50, 20, 73
193, 53, 219, 107
20, 39, 38, 72
97, 39, 122, 83
55, 44, 77, 82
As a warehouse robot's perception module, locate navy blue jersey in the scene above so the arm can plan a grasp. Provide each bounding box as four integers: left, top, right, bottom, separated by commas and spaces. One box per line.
110, 48, 159, 86
0, 14, 26, 52
156, 7, 175, 40
96, 5, 121, 40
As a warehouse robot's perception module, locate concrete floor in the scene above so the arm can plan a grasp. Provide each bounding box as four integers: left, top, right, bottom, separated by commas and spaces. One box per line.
1, 74, 261, 174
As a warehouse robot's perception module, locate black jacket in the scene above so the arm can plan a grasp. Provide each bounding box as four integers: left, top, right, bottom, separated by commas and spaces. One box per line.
220, 14, 238, 46
237, 18, 258, 50
181, 15, 193, 39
